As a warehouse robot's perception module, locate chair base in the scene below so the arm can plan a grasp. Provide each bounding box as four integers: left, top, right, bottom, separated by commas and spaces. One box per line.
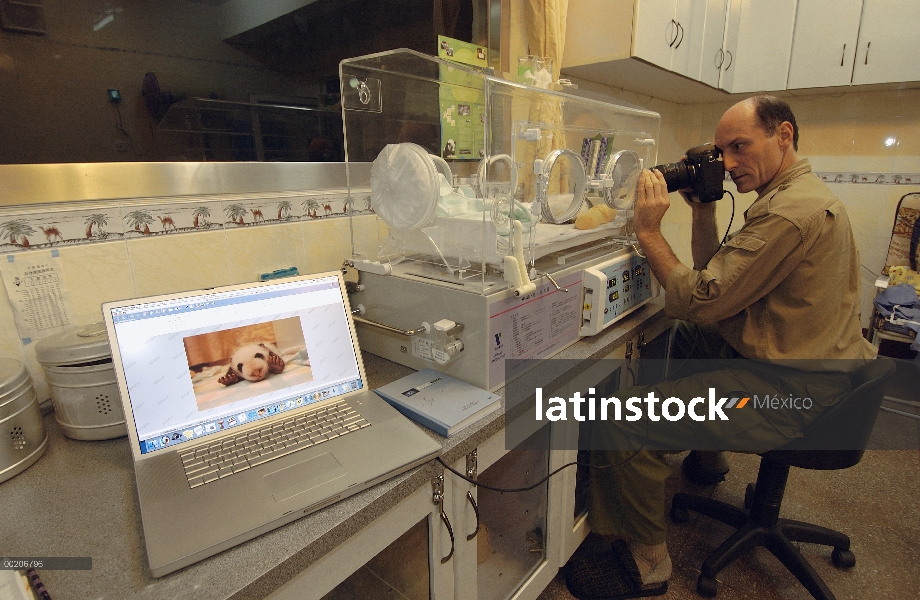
670, 491, 852, 600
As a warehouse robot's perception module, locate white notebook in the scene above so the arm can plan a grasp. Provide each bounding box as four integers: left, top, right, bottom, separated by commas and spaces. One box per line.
375, 369, 500, 436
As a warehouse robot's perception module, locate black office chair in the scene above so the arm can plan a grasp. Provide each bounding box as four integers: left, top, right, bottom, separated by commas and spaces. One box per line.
669, 358, 897, 600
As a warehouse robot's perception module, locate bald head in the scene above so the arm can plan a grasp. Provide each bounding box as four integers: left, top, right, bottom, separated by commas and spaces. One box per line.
714, 97, 799, 195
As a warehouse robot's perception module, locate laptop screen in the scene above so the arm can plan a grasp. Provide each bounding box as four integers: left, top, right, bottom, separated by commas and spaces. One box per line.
108, 275, 364, 455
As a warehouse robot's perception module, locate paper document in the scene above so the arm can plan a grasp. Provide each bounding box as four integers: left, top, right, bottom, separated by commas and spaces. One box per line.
1, 250, 76, 344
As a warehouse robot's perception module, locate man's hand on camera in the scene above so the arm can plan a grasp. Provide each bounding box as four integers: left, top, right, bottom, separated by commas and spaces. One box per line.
634, 168, 670, 235
632, 168, 681, 288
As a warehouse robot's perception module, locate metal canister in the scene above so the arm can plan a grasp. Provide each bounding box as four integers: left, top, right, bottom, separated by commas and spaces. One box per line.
35, 324, 127, 440
0, 358, 47, 483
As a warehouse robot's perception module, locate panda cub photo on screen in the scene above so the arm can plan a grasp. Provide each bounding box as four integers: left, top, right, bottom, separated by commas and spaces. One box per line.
218, 342, 285, 386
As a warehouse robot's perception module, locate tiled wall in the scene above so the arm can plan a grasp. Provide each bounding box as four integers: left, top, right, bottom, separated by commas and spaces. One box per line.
0, 197, 382, 401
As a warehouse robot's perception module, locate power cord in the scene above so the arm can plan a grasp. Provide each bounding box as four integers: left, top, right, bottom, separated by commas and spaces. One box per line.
718, 190, 736, 250
625, 360, 639, 386
860, 263, 879, 279
661, 320, 703, 382
632, 189, 735, 259
114, 103, 155, 157
435, 446, 645, 493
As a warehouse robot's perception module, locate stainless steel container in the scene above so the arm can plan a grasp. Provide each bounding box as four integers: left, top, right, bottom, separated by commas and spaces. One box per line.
35, 324, 127, 440
0, 358, 47, 483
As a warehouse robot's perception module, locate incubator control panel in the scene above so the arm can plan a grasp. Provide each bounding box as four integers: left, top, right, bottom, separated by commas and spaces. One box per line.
579, 251, 659, 336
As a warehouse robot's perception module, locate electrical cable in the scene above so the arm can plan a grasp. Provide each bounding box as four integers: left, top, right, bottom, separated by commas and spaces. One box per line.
861, 263, 880, 278
625, 359, 641, 387
632, 188, 734, 378
664, 189, 746, 380
661, 320, 703, 383
627, 200, 719, 391
633, 187, 735, 259
718, 190, 736, 250
436, 446, 645, 493
114, 103, 155, 157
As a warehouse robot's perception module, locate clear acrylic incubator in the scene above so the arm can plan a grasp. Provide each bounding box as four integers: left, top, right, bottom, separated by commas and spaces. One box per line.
340, 49, 662, 390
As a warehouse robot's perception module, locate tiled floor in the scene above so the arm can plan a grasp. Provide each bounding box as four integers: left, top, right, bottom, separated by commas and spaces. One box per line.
540, 360, 920, 600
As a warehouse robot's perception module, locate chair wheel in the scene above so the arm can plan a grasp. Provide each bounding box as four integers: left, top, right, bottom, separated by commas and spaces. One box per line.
697, 573, 718, 597
832, 548, 856, 568
744, 483, 755, 509
670, 504, 690, 523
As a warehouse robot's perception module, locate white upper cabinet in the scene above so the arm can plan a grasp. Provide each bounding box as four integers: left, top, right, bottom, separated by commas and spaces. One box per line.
787, 0, 863, 89
632, 0, 707, 78
789, 0, 920, 89
698, 0, 729, 88
720, 0, 798, 93
562, 0, 919, 98
671, 0, 709, 78
851, 0, 920, 85
633, 0, 683, 70
632, 0, 797, 92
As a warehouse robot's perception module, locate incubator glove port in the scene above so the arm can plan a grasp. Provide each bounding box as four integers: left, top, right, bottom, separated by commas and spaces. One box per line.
603, 149, 641, 210
370, 143, 441, 231
536, 148, 587, 224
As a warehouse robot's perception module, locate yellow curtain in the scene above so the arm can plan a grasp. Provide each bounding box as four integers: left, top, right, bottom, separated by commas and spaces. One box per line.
521, 0, 571, 201
524, 0, 568, 81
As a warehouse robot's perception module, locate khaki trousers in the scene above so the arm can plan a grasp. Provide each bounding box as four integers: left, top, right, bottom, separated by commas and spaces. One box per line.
586, 322, 850, 545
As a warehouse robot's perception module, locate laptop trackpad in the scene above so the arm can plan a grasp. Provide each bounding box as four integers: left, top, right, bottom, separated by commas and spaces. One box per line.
264, 453, 347, 502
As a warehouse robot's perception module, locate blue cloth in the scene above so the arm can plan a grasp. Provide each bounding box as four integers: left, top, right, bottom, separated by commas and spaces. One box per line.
874, 283, 920, 352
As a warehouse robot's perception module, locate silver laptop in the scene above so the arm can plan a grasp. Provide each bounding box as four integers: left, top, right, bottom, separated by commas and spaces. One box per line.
102, 271, 441, 577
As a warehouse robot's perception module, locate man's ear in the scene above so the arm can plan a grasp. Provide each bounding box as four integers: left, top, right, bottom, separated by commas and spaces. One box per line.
777, 121, 795, 150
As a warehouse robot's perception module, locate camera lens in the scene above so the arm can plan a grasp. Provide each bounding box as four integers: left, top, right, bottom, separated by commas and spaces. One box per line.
650, 145, 724, 203
654, 161, 694, 193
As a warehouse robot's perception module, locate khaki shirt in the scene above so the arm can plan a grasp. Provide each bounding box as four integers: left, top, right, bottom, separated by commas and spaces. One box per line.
665, 159, 877, 361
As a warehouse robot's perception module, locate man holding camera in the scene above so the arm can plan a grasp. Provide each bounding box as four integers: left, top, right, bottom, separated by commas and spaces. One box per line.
565, 95, 875, 599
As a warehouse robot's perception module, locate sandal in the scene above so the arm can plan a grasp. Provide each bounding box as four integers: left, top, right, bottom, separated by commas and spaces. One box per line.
565, 540, 669, 600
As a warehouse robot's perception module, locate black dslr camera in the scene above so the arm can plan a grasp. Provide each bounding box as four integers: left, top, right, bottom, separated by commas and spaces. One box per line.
653, 143, 725, 203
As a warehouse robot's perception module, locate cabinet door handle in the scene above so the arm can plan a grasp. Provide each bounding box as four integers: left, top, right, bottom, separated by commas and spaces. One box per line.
864, 41, 871, 65
840, 43, 847, 67
675, 22, 684, 50
715, 48, 724, 68
433, 473, 454, 563
466, 491, 480, 540
668, 19, 679, 47
724, 50, 733, 70
439, 510, 455, 563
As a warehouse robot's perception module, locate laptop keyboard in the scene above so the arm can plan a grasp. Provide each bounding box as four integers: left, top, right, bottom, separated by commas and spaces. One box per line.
179, 401, 370, 488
